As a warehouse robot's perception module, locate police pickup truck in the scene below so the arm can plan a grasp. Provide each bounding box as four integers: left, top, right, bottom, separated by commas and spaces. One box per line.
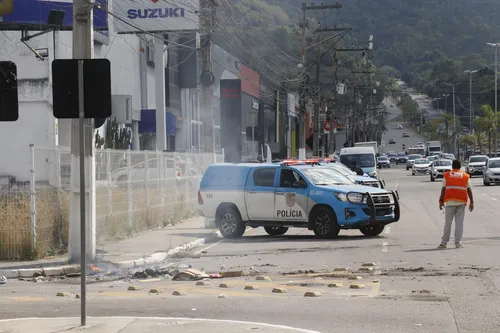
198, 160, 400, 239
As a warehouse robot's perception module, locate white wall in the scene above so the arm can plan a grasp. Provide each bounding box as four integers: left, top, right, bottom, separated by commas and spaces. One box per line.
0, 30, 156, 181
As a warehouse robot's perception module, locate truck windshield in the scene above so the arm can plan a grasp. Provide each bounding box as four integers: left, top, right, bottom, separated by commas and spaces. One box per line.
470, 156, 487, 163
434, 160, 452, 167
340, 154, 375, 168
489, 160, 500, 168
429, 146, 440, 152
301, 167, 354, 186
326, 163, 357, 177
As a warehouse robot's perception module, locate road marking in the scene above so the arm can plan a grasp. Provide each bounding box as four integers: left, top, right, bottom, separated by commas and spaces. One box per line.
194, 240, 223, 255
195, 227, 260, 255
382, 241, 389, 253
492, 198, 497, 201
0, 317, 324, 333
385, 226, 391, 234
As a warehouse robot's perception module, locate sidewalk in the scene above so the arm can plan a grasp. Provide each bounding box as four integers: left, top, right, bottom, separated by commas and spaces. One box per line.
0, 217, 219, 277
96, 216, 219, 267
0, 317, 321, 333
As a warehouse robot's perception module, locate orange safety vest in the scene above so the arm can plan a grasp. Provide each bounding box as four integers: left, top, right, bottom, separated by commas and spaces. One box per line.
443, 170, 470, 204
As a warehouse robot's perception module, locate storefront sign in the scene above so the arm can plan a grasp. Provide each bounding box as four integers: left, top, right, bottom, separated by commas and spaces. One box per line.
112, 0, 199, 33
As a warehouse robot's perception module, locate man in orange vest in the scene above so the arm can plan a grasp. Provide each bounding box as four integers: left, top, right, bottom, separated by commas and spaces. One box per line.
438, 160, 474, 249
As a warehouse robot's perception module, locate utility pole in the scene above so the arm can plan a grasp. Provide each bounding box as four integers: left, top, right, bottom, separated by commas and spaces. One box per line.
300, 2, 342, 159
452, 84, 456, 154
313, 34, 321, 157
465, 69, 477, 134
71, 0, 94, 326
200, 0, 216, 156
298, 3, 308, 160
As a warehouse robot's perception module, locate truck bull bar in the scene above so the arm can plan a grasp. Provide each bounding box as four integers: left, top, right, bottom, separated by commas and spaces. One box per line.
365, 190, 400, 224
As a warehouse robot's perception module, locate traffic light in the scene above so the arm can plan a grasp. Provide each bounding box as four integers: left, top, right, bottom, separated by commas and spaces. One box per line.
0, 61, 19, 122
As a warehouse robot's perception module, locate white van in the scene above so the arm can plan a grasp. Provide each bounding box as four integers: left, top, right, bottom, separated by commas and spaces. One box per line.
340, 146, 378, 178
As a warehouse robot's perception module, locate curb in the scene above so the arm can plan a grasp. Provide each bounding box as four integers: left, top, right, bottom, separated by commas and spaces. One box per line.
0, 264, 80, 280
0, 230, 220, 279
108, 230, 219, 269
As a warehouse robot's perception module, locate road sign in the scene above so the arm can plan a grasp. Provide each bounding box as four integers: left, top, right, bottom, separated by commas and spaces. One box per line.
0, 61, 18, 122
323, 120, 331, 131
52, 59, 112, 119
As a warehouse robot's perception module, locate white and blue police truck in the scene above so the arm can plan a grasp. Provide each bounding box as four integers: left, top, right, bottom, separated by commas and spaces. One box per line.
198, 161, 400, 239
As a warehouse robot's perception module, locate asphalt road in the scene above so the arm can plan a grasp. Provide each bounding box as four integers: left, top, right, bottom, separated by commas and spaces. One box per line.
382, 98, 426, 155
1, 105, 500, 333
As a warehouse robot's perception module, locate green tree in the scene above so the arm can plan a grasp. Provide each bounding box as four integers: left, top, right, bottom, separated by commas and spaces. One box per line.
475, 105, 497, 155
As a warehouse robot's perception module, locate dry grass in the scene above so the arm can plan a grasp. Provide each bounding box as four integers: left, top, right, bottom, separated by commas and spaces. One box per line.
0, 182, 199, 260
0, 188, 69, 260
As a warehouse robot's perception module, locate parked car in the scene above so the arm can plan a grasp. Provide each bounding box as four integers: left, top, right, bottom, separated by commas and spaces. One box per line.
390, 104, 395, 107
389, 138, 396, 144
396, 124, 403, 130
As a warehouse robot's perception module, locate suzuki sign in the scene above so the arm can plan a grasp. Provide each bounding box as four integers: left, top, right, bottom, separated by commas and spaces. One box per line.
112, 0, 199, 33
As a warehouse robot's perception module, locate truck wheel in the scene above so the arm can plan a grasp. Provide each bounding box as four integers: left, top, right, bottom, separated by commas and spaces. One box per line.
360, 225, 385, 237
218, 207, 245, 238
484, 179, 491, 186
312, 206, 340, 239
264, 226, 288, 236
430, 175, 435, 182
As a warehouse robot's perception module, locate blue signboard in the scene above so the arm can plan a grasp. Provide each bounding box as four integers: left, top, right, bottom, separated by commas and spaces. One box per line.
0, 0, 108, 31
139, 109, 177, 136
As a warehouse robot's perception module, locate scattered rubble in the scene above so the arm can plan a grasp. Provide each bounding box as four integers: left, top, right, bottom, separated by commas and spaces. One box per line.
172, 268, 209, 281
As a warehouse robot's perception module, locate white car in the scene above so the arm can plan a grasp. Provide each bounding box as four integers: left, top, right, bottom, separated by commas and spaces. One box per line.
406, 154, 422, 170
430, 159, 453, 182
483, 157, 500, 186
412, 158, 431, 175
466, 155, 489, 176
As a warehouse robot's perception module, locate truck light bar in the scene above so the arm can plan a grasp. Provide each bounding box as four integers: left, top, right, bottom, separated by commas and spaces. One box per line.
281, 159, 321, 166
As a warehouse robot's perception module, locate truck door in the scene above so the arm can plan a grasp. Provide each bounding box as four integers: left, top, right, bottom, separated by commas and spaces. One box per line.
245, 167, 277, 220
274, 168, 308, 222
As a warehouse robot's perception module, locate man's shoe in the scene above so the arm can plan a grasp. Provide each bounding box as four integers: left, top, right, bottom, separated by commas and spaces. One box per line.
438, 244, 447, 249
456, 244, 464, 249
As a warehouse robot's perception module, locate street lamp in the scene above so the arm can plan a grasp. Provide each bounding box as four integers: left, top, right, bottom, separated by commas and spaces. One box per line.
486, 42, 499, 154
464, 70, 478, 134
443, 88, 457, 154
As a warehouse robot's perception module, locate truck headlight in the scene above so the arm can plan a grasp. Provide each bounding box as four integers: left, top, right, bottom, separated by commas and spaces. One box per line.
368, 171, 377, 178
334, 192, 367, 204
347, 192, 367, 204
334, 193, 348, 202
486, 170, 493, 176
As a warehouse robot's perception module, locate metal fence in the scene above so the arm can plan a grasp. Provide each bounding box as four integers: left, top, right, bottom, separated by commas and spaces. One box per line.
0, 146, 223, 260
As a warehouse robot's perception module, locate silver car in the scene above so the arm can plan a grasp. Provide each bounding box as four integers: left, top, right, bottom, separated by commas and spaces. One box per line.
483, 157, 500, 186
406, 154, 422, 170
466, 155, 489, 176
